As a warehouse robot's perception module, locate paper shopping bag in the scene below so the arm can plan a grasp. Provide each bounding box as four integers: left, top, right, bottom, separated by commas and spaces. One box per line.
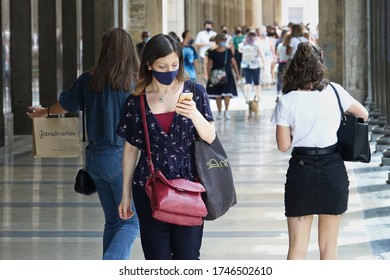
32, 117, 81, 157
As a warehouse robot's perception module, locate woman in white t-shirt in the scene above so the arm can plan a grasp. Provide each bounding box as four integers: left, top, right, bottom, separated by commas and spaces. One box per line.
272, 42, 368, 260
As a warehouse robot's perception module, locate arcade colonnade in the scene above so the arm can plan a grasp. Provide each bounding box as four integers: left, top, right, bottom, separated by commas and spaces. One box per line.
0, 0, 389, 181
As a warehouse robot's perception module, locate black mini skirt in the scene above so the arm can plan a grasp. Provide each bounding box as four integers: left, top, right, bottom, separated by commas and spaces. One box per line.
284, 145, 350, 217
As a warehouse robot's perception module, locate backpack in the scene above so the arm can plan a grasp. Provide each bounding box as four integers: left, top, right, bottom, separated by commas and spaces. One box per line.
241, 44, 256, 64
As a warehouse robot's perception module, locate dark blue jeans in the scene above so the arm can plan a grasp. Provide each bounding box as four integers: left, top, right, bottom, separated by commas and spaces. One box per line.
133, 186, 204, 260
86, 145, 139, 260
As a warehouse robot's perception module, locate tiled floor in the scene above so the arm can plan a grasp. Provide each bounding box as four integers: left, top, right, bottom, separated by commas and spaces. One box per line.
1, 87, 389, 260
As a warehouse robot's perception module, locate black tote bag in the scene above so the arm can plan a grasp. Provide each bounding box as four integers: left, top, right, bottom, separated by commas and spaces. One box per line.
194, 135, 237, 220
330, 83, 371, 163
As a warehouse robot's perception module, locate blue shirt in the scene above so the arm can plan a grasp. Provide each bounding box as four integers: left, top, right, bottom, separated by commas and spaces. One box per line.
182, 46, 198, 80
116, 80, 214, 189
59, 72, 131, 148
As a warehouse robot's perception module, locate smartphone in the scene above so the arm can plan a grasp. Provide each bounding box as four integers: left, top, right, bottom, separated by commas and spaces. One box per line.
178, 92, 193, 103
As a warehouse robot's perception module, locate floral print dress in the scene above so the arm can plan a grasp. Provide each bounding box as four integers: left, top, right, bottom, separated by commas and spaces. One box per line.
116, 80, 214, 189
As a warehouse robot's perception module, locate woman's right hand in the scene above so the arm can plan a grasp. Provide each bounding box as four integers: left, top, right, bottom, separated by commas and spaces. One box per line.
118, 195, 135, 220
26, 106, 48, 119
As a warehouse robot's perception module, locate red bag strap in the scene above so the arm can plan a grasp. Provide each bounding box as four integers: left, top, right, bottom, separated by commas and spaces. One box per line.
139, 93, 155, 175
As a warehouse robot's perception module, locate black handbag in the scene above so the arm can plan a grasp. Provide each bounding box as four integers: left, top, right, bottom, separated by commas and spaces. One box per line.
194, 135, 237, 220
74, 168, 96, 195
74, 108, 96, 195
330, 83, 371, 163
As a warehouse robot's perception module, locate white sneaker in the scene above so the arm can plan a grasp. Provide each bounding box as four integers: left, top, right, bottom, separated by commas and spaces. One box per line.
216, 112, 223, 120
224, 111, 231, 120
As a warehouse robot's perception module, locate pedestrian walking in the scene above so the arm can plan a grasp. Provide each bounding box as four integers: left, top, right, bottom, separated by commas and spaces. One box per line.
206, 33, 241, 120
27, 28, 140, 260
117, 33, 215, 260
272, 42, 369, 260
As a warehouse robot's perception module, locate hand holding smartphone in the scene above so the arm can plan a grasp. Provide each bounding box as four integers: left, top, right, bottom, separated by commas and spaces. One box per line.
178, 92, 193, 103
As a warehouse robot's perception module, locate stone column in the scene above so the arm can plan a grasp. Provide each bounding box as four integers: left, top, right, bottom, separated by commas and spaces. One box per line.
38, 0, 60, 107
126, 0, 162, 47
62, 0, 81, 89
0, 0, 13, 161
10, 0, 36, 135
376, 0, 390, 154
82, 0, 118, 71
251, 0, 262, 28
184, 0, 247, 38
262, 0, 274, 25
344, 0, 368, 103
380, 0, 390, 166
274, 0, 282, 26
365, 0, 373, 110
366, 0, 380, 140
166, 0, 185, 35
370, 0, 386, 143
318, 0, 344, 85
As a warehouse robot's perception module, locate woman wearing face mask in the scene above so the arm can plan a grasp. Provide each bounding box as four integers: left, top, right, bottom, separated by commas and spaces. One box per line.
117, 34, 215, 260
206, 32, 241, 120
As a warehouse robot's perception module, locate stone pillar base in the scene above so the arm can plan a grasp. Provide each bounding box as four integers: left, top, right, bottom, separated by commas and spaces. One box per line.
371, 116, 386, 142
376, 136, 390, 153
375, 126, 390, 152
382, 148, 390, 167
371, 125, 385, 142
0, 113, 14, 164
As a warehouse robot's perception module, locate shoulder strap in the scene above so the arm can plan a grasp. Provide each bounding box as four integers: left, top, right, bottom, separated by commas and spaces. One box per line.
224, 50, 228, 66
82, 109, 86, 142
81, 87, 86, 143
189, 80, 201, 110
189, 81, 201, 141
329, 83, 347, 122
190, 81, 196, 99
139, 94, 155, 174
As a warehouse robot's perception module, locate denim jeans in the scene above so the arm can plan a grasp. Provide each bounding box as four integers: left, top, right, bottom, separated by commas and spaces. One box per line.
86, 145, 139, 260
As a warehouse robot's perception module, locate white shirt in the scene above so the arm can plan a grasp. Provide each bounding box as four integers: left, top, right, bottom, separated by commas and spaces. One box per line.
271, 83, 354, 148
238, 42, 262, 69
289, 36, 308, 58
195, 30, 217, 58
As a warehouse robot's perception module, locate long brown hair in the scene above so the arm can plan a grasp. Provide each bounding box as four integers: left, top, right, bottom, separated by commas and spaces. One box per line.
281, 42, 328, 93
134, 34, 185, 96
90, 28, 139, 92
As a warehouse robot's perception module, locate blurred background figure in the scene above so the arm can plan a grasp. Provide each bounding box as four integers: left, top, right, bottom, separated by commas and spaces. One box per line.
181, 30, 199, 81
232, 25, 246, 76
136, 30, 151, 59
206, 33, 240, 120
195, 20, 217, 77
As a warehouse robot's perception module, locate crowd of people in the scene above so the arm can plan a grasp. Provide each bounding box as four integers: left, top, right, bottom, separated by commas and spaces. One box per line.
138, 21, 319, 117
25, 19, 368, 261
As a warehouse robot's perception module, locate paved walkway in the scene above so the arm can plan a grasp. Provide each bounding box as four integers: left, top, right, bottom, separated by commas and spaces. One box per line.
0, 86, 389, 260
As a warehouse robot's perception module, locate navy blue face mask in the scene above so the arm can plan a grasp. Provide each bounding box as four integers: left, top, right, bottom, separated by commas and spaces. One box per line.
152, 69, 179, 85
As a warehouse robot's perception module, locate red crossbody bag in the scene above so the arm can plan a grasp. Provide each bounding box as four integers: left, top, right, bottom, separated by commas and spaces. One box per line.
140, 93, 207, 226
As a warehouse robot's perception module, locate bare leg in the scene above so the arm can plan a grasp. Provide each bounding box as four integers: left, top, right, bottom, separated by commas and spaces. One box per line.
244, 84, 252, 102
287, 215, 314, 260
215, 97, 222, 112
224, 96, 231, 112
254, 85, 261, 101
318, 214, 342, 260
